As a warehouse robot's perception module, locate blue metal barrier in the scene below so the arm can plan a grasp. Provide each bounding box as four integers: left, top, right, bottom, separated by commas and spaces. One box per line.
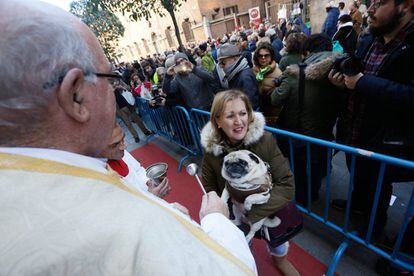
189, 108, 414, 274
136, 99, 199, 171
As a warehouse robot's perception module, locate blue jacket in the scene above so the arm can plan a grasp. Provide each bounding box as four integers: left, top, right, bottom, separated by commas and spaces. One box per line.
271, 35, 283, 63
322, 8, 339, 39
228, 68, 259, 109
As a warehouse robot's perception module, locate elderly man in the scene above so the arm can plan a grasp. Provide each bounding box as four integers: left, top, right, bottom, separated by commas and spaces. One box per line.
214, 43, 259, 109
0, 1, 257, 275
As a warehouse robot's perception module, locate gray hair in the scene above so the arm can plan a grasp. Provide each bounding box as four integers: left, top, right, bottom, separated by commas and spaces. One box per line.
0, 1, 98, 143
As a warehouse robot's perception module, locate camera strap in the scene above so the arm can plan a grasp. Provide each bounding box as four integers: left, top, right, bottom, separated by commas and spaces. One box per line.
297, 62, 307, 130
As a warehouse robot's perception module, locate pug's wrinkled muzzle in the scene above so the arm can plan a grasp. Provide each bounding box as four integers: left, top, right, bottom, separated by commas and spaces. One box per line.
225, 159, 248, 179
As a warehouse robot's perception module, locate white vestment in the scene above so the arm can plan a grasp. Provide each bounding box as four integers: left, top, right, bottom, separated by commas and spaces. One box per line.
0, 148, 257, 275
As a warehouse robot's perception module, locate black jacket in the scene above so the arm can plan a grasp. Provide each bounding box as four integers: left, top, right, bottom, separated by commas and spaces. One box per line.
353, 31, 414, 158
333, 24, 358, 54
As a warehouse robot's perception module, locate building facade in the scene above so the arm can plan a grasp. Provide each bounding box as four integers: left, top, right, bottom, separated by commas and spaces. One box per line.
115, 0, 342, 62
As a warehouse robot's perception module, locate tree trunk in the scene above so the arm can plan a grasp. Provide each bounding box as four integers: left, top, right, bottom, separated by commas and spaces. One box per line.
167, 9, 184, 50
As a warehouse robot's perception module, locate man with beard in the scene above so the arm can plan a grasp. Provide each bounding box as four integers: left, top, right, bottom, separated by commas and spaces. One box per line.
329, 0, 414, 263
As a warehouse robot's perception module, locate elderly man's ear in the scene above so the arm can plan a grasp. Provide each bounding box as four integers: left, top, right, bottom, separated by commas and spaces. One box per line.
57, 68, 90, 123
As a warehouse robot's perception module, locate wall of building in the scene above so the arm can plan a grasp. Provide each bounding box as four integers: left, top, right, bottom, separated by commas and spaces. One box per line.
115, 0, 207, 62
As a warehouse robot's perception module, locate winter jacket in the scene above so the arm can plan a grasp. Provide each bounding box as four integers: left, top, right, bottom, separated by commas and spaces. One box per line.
163, 66, 218, 110
322, 8, 340, 39
278, 53, 302, 72
332, 23, 358, 54
201, 112, 295, 224
271, 51, 345, 140
350, 31, 414, 158
201, 53, 215, 72
271, 36, 283, 63
252, 61, 283, 123
241, 50, 254, 68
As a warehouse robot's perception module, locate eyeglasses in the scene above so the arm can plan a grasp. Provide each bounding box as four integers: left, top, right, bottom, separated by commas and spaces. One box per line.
95, 72, 122, 83
43, 71, 122, 90
369, 0, 385, 10
258, 54, 271, 59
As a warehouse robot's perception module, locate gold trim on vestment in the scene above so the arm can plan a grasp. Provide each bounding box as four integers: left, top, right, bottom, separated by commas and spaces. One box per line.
0, 152, 255, 276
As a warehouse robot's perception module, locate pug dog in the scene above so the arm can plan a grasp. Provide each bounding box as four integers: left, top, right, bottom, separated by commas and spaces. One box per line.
221, 150, 280, 242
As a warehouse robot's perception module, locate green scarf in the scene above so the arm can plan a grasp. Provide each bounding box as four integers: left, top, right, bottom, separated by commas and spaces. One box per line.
256, 66, 272, 82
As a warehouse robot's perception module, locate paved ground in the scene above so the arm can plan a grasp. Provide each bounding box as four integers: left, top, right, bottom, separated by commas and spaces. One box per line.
120, 118, 414, 275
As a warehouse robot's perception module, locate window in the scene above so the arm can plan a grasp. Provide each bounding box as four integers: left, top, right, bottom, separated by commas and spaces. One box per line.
182, 21, 195, 42
223, 5, 238, 16
165, 27, 175, 47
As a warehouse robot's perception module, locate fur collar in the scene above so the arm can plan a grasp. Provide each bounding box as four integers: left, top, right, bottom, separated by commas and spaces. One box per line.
200, 112, 266, 156
286, 51, 341, 81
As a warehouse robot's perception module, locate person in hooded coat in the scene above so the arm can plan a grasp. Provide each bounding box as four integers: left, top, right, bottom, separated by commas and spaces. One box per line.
271, 34, 345, 204
322, 2, 340, 38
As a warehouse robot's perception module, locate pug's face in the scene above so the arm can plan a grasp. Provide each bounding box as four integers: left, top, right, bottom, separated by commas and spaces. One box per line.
221, 150, 270, 190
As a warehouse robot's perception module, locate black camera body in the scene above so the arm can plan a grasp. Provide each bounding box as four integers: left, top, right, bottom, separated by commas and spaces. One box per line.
332, 54, 362, 76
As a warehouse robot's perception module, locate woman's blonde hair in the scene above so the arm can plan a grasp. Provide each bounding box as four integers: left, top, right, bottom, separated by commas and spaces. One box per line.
210, 90, 254, 142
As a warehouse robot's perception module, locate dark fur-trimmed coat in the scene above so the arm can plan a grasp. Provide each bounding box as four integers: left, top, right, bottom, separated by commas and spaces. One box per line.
271, 51, 345, 141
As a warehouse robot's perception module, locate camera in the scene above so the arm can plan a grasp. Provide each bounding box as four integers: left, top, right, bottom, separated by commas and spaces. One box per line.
332, 54, 362, 76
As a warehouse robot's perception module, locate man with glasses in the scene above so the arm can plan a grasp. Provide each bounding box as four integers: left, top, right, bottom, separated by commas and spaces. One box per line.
0, 1, 257, 275
214, 43, 259, 109
329, 0, 414, 262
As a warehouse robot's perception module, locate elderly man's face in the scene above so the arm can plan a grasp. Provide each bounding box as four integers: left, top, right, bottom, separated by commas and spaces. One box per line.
218, 56, 239, 69
81, 27, 116, 155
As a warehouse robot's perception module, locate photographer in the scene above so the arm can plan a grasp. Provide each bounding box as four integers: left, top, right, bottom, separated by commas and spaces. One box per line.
163, 52, 217, 110
149, 84, 166, 109
329, 0, 414, 241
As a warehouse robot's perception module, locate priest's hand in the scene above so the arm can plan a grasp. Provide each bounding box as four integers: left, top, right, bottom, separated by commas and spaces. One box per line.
199, 191, 230, 220
147, 178, 171, 198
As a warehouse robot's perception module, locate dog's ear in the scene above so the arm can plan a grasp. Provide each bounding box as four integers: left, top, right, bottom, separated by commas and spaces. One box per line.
248, 153, 260, 164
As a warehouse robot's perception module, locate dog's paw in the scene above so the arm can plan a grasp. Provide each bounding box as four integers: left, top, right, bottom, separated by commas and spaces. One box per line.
263, 216, 281, 228
220, 188, 230, 203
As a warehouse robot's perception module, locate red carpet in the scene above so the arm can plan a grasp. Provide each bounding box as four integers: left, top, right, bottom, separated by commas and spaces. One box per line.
131, 143, 330, 276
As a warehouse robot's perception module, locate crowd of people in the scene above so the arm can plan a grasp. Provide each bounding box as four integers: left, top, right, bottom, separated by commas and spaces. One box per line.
0, 0, 413, 275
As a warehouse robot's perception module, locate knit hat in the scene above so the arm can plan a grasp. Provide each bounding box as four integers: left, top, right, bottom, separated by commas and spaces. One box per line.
165, 57, 175, 69
265, 28, 276, 37
338, 14, 353, 23
174, 52, 189, 63
217, 43, 240, 60
199, 42, 208, 52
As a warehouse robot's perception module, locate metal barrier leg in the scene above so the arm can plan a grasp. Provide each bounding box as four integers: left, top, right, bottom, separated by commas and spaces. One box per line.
178, 154, 191, 172
327, 239, 350, 276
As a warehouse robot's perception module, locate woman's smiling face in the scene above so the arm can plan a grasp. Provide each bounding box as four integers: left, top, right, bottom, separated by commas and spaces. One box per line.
217, 98, 248, 144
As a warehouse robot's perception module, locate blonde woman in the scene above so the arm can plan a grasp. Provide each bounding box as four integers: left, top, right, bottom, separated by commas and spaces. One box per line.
201, 90, 300, 276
